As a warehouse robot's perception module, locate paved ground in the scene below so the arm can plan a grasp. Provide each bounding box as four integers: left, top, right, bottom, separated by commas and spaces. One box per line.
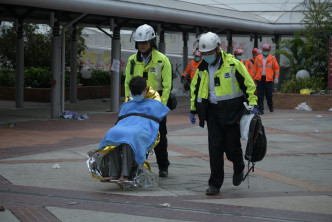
0, 97, 332, 222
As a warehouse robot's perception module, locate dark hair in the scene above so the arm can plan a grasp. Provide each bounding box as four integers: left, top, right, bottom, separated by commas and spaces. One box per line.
129, 76, 147, 96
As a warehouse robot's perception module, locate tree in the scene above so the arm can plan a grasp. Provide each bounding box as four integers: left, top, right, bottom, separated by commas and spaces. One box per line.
0, 23, 86, 69
301, 0, 332, 80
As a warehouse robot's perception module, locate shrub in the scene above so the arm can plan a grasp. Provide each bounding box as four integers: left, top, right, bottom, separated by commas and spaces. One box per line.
24, 67, 52, 88
0, 68, 15, 87
79, 69, 110, 86
281, 75, 326, 93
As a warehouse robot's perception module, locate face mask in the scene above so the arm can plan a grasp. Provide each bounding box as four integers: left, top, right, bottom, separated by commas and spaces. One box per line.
262, 52, 269, 57
236, 56, 242, 60
194, 57, 200, 62
203, 55, 216, 65
253, 55, 257, 59
132, 94, 144, 102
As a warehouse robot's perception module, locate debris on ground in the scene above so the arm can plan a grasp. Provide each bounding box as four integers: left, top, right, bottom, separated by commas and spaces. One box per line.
61, 111, 89, 120
295, 102, 312, 111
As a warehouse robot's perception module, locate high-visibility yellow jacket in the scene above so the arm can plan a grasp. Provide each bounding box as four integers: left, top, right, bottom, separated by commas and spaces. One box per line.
190, 50, 257, 127
252, 54, 280, 82
245, 57, 256, 79
125, 49, 172, 105
182, 59, 201, 82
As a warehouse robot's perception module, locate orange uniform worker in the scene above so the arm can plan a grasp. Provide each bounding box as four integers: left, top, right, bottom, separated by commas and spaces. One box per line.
245, 48, 261, 79
252, 43, 280, 115
234, 48, 245, 64
181, 50, 202, 82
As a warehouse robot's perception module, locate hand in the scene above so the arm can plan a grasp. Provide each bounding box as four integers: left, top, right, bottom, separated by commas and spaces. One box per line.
274, 77, 279, 84
181, 76, 185, 83
250, 107, 258, 114
189, 113, 196, 124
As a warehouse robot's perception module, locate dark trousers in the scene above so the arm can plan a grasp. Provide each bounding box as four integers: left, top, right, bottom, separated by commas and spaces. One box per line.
256, 76, 273, 111
206, 104, 245, 189
154, 116, 170, 170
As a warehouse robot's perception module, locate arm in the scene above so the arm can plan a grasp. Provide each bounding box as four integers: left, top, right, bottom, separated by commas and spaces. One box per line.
190, 69, 200, 113
273, 57, 280, 78
160, 57, 172, 105
182, 61, 192, 77
124, 57, 133, 98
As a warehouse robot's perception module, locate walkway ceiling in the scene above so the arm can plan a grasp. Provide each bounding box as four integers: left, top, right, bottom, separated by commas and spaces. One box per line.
0, 0, 307, 35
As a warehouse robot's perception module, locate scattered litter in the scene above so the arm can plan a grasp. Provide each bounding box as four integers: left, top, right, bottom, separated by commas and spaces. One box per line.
8, 122, 16, 128
316, 115, 323, 118
52, 163, 61, 169
160, 203, 170, 207
314, 129, 319, 133
61, 111, 89, 120
69, 202, 78, 205
295, 102, 312, 111
329, 108, 332, 112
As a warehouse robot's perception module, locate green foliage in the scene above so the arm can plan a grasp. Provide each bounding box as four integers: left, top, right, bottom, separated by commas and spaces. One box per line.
281, 75, 326, 93
301, 0, 332, 79
79, 69, 111, 86
24, 67, 52, 88
0, 68, 15, 87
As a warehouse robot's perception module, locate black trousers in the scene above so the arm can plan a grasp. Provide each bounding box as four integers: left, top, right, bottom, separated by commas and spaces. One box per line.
154, 116, 170, 170
206, 104, 245, 189
256, 76, 273, 111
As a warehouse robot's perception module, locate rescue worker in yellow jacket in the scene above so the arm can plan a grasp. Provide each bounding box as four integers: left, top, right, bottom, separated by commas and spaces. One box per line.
233, 48, 245, 64
190, 32, 257, 195
124, 24, 172, 178
245, 48, 261, 79
252, 43, 280, 115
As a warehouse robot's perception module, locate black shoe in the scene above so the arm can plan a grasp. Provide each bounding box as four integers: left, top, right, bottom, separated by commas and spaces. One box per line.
269, 105, 274, 112
206, 186, 220, 195
258, 110, 264, 115
233, 171, 244, 186
159, 170, 168, 177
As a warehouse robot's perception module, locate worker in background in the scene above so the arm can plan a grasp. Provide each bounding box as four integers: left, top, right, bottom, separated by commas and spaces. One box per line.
233, 48, 245, 64
124, 24, 172, 178
245, 48, 261, 79
252, 43, 280, 115
181, 50, 202, 91
190, 32, 257, 195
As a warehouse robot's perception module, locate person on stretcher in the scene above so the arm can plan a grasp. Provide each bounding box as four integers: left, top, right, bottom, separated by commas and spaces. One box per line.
95, 76, 169, 182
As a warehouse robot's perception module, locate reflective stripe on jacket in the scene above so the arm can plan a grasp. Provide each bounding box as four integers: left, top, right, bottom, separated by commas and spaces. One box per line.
245, 57, 256, 79
182, 60, 201, 81
124, 49, 172, 105
190, 50, 257, 127
252, 54, 280, 81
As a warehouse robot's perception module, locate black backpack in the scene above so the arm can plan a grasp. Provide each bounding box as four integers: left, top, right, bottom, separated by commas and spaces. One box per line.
243, 114, 267, 181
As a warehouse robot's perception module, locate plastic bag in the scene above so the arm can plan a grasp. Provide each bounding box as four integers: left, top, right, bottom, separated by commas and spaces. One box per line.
240, 114, 255, 140
295, 102, 312, 111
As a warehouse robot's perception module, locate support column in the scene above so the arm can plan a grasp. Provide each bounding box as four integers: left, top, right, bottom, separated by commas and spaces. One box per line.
182, 32, 188, 73
70, 25, 78, 103
195, 27, 200, 38
110, 27, 121, 112
15, 19, 24, 108
273, 35, 281, 92
226, 30, 233, 54
51, 20, 61, 119
60, 27, 66, 113
158, 30, 165, 54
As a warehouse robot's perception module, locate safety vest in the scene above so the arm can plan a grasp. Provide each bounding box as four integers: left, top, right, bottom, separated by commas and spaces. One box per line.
245, 57, 256, 79
252, 54, 280, 82
190, 50, 257, 127
124, 49, 172, 105
182, 60, 201, 81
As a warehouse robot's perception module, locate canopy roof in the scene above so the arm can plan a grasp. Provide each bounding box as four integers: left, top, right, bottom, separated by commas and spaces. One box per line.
0, 0, 308, 35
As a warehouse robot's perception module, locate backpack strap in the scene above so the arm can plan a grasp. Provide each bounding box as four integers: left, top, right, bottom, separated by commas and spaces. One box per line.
130, 59, 135, 75
115, 113, 159, 125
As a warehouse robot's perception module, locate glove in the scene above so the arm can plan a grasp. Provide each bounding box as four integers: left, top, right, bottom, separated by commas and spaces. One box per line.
189, 113, 196, 124
274, 77, 279, 84
251, 107, 258, 114
243, 102, 258, 114
181, 76, 185, 83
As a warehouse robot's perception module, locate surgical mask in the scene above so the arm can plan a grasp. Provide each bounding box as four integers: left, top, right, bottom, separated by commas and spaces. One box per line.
236, 56, 242, 60
132, 94, 144, 102
253, 55, 257, 59
194, 57, 200, 62
202, 55, 216, 65
262, 52, 269, 57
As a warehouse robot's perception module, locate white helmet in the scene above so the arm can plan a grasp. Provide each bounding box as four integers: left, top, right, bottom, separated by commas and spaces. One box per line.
133, 24, 156, 42
198, 32, 221, 52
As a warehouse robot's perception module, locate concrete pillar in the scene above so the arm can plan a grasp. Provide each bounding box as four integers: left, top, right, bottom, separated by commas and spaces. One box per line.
227, 30, 233, 54
51, 20, 61, 119
182, 32, 189, 73
15, 19, 24, 108
195, 27, 200, 38
70, 25, 78, 103
110, 27, 121, 112
60, 28, 66, 113
158, 30, 165, 54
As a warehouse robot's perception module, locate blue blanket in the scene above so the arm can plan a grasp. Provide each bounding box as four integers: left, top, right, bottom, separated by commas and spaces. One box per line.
98, 99, 170, 164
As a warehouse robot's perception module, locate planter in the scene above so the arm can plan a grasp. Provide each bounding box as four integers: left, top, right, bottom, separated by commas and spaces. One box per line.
0, 86, 125, 102
273, 93, 332, 111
